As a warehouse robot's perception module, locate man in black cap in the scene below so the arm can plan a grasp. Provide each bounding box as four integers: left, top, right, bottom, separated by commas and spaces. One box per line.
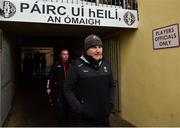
64, 34, 116, 126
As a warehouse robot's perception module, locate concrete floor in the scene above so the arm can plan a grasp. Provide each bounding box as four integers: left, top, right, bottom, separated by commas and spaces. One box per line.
3, 76, 58, 127
3, 75, 134, 127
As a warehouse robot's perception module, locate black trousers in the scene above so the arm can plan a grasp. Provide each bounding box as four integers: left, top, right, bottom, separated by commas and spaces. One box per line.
53, 98, 69, 126
75, 113, 110, 127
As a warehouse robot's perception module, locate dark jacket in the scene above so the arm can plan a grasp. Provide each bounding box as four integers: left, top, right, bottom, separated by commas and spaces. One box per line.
64, 56, 116, 120
47, 61, 69, 99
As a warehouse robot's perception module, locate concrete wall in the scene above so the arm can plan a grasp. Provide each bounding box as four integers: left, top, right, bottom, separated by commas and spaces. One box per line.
119, 0, 180, 126
0, 31, 13, 126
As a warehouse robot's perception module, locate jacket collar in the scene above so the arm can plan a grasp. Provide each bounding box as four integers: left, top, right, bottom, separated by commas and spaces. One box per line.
80, 55, 102, 67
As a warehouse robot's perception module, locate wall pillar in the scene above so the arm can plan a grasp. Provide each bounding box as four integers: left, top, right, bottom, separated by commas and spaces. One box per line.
0, 30, 13, 126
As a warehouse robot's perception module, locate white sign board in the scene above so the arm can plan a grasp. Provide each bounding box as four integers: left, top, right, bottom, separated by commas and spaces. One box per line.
152, 24, 180, 49
0, 0, 138, 28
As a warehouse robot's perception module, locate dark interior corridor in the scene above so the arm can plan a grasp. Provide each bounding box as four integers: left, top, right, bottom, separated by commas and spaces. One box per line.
3, 37, 81, 127
3, 75, 59, 127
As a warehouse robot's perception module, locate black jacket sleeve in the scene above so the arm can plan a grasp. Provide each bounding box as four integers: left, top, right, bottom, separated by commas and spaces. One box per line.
47, 64, 56, 89
63, 64, 81, 113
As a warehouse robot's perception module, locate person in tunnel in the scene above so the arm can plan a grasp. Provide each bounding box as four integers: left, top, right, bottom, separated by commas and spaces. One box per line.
64, 34, 116, 126
40, 53, 47, 76
22, 53, 34, 85
34, 50, 41, 75
46, 49, 70, 126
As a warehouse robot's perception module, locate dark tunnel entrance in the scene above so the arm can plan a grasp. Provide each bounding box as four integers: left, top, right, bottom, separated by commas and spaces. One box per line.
3, 36, 83, 126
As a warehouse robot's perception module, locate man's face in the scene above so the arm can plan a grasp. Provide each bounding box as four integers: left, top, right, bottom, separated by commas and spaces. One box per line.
86, 45, 103, 61
60, 50, 69, 62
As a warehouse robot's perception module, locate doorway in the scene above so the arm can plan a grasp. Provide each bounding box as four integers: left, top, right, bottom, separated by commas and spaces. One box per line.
103, 38, 120, 113
3, 36, 83, 126
3, 34, 122, 126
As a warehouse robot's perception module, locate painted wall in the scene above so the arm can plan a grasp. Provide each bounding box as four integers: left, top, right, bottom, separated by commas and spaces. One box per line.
0, 32, 13, 125
119, 0, 180, 126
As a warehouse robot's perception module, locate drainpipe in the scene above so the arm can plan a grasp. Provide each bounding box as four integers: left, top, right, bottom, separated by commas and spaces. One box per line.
96, 0, 100, 6
123, 0, 126, 9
